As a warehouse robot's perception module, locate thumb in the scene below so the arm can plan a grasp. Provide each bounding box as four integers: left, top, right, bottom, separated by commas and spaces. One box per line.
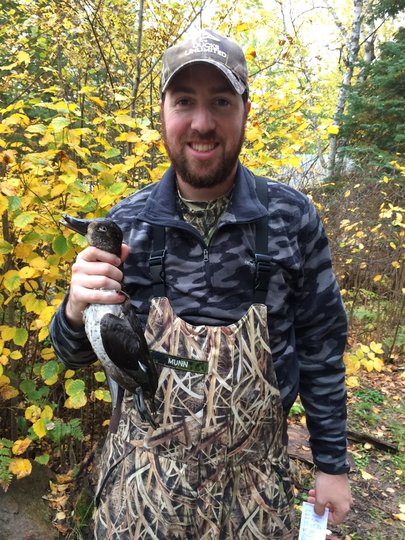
314, 499, 327, 517
121, 243, 130, 262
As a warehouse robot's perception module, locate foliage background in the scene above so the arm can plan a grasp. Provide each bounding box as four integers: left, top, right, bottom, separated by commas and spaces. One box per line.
0, 0, 403, 531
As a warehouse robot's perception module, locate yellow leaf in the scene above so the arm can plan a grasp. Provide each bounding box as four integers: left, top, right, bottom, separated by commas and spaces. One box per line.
392, 261, 401, 269
245, 47, 257, 61
51, 183, 68, 198
37, 305, 57, 325
346, 376, 359, 388
88, 96, 105, 107
65, 394, 87, 409
344, 190, 351, 198
64, 370, 75, 379
235, 22, 249, 32
9, 458, 32, 479
3, 270, 21, 292
38, 326, 49, 341
12, 438, 32, 455
18, 266, 38, 279
327, 125, 339, 135
30, 257, 49, 270
393, 513, 405, 522
114, 115, 137, 128
373, 275, 382, 282
17, 51, 30, 66
360, 469, 375, 480
1, 326, 16, 341
33, 417, 47, 438
14, 243, 33, 259
370, 341, 384, 354
56, 472, 74, 484
0, 384, 19, 400
25, 405, 41, 423
41, 347, 55, 361
0, 374, 10, 386
41, 405, 54, 421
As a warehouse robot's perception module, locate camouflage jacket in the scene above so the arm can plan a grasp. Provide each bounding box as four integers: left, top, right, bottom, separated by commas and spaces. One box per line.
50, 163, 349, 474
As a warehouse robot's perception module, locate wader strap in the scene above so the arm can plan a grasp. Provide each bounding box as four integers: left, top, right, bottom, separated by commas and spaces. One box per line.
94, 442, 136, 507
254, 177, 271, 304
108, 385, 124, 434
149, 225, 166, 297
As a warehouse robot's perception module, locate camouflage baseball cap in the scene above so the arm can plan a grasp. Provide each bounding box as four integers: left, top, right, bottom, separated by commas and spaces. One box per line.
160, 29, 249, 96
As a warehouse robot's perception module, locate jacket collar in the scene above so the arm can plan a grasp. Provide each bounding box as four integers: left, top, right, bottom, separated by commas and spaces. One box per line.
137, 163, 268, 226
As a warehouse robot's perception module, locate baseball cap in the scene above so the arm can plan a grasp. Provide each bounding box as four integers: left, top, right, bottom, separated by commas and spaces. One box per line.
160, 29, 249, 96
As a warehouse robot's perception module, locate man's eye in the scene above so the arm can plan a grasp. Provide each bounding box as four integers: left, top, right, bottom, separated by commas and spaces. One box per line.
176, 98, 192, 106
215, 98, 230, 107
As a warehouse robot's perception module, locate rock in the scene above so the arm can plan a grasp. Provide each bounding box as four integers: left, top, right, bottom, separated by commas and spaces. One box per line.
0, 462, 58, 540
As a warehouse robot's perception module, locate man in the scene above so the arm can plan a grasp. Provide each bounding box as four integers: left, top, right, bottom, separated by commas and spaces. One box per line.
50, 29, 352, 539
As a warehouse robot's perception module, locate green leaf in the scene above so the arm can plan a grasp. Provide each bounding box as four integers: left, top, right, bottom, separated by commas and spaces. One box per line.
94, 371, 106, 383
14, 328, 28, 346
65, 379, 85, 396
52, 235, 68, 255
50, 116, 71, 131
35, 454, 50, 465
20, 379, 36, 395
40, 360, 60, 384
102, 148, 121, 158
14, 212, 36, 228
0, 240, 13, 254
109, 182, 127, 195
25, 124, 47, 134
8, 196, 21, 212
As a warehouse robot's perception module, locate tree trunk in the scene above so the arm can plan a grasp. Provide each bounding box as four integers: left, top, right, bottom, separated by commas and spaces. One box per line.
327, 0, 364, 177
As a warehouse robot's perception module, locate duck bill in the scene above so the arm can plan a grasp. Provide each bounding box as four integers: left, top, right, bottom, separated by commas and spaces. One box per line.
61, 214, 91, 236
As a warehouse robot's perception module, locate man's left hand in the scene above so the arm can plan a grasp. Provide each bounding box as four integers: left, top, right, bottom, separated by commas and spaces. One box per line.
307, 471, 352, 525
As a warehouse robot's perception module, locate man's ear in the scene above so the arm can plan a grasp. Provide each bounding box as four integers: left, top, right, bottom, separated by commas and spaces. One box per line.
244, 100, 251, 118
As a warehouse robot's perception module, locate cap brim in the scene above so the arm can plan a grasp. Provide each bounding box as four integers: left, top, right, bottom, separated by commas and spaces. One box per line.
161, 58, 246, 95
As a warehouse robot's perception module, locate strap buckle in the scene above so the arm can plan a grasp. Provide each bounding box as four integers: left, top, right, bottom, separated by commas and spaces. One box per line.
149, 249, 166, 284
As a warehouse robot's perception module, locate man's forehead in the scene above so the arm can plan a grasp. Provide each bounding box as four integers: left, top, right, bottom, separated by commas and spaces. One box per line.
166, 63, 236, 94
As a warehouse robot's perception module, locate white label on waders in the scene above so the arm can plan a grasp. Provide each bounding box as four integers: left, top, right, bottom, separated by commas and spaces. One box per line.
298, 502, 329, 540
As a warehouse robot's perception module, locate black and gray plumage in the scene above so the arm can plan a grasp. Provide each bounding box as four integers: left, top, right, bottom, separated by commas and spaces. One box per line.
61, 214, 159, 429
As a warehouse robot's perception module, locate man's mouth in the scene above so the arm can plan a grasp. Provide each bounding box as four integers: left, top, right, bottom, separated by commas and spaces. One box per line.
189, 142, 217, 152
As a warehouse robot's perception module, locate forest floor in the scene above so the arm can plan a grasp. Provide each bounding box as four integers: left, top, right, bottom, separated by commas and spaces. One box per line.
290, 365, 405, 540
2, 367, 402, 540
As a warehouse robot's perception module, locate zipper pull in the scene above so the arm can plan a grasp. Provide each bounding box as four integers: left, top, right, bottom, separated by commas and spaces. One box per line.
203, 248, 209, 262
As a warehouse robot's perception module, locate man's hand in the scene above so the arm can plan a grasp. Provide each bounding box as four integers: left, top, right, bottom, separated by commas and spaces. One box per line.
308, 471, 352, 525
65, 244, 130, 329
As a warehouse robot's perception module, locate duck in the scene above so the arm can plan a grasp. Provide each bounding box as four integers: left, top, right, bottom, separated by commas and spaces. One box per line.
61, 214, 159, 429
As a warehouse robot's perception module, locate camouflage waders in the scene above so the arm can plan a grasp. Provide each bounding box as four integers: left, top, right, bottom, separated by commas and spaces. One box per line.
94, 297, 295, 539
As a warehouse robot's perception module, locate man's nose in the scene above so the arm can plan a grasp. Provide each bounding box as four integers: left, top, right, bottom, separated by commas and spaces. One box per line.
190, 107, 215, 133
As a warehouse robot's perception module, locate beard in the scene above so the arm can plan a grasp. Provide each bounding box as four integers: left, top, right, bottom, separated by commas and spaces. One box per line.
161, 119, 246, 190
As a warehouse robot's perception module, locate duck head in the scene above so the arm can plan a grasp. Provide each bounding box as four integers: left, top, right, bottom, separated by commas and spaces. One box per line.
62, 215, 123, 257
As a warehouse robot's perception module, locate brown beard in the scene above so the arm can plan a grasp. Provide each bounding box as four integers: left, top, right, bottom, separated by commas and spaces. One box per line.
161, 118, 246, 190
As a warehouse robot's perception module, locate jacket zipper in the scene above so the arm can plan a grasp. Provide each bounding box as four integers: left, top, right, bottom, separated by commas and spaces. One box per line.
203, 247, 212, 287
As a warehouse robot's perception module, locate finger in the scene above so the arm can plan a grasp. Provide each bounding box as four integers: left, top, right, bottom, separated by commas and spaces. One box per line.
314, 500, 327, 517
74, 286, 127, 305
78, 246, 122, 266
327, 502, 351, 525
121, 243, 130, 262
72, 260, 124, 282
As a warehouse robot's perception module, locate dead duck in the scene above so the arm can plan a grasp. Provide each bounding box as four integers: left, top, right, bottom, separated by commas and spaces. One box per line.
61, 214, 159, 429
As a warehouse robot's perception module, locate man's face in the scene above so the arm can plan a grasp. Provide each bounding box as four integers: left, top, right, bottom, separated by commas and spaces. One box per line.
161, 63, 250, 192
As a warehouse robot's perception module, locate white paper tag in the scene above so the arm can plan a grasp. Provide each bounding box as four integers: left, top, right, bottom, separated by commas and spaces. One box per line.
298, 502, 329, 540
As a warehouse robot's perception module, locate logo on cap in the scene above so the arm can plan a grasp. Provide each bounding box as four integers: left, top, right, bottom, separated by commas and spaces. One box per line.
184, 30, 226, 59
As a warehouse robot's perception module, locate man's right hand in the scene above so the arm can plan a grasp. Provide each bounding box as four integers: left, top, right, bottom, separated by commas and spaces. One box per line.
65, 244, 130, 329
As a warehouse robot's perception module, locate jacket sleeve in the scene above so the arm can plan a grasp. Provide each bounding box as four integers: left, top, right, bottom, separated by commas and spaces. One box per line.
295, 198, 349, 475
49, 293, 97, 369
